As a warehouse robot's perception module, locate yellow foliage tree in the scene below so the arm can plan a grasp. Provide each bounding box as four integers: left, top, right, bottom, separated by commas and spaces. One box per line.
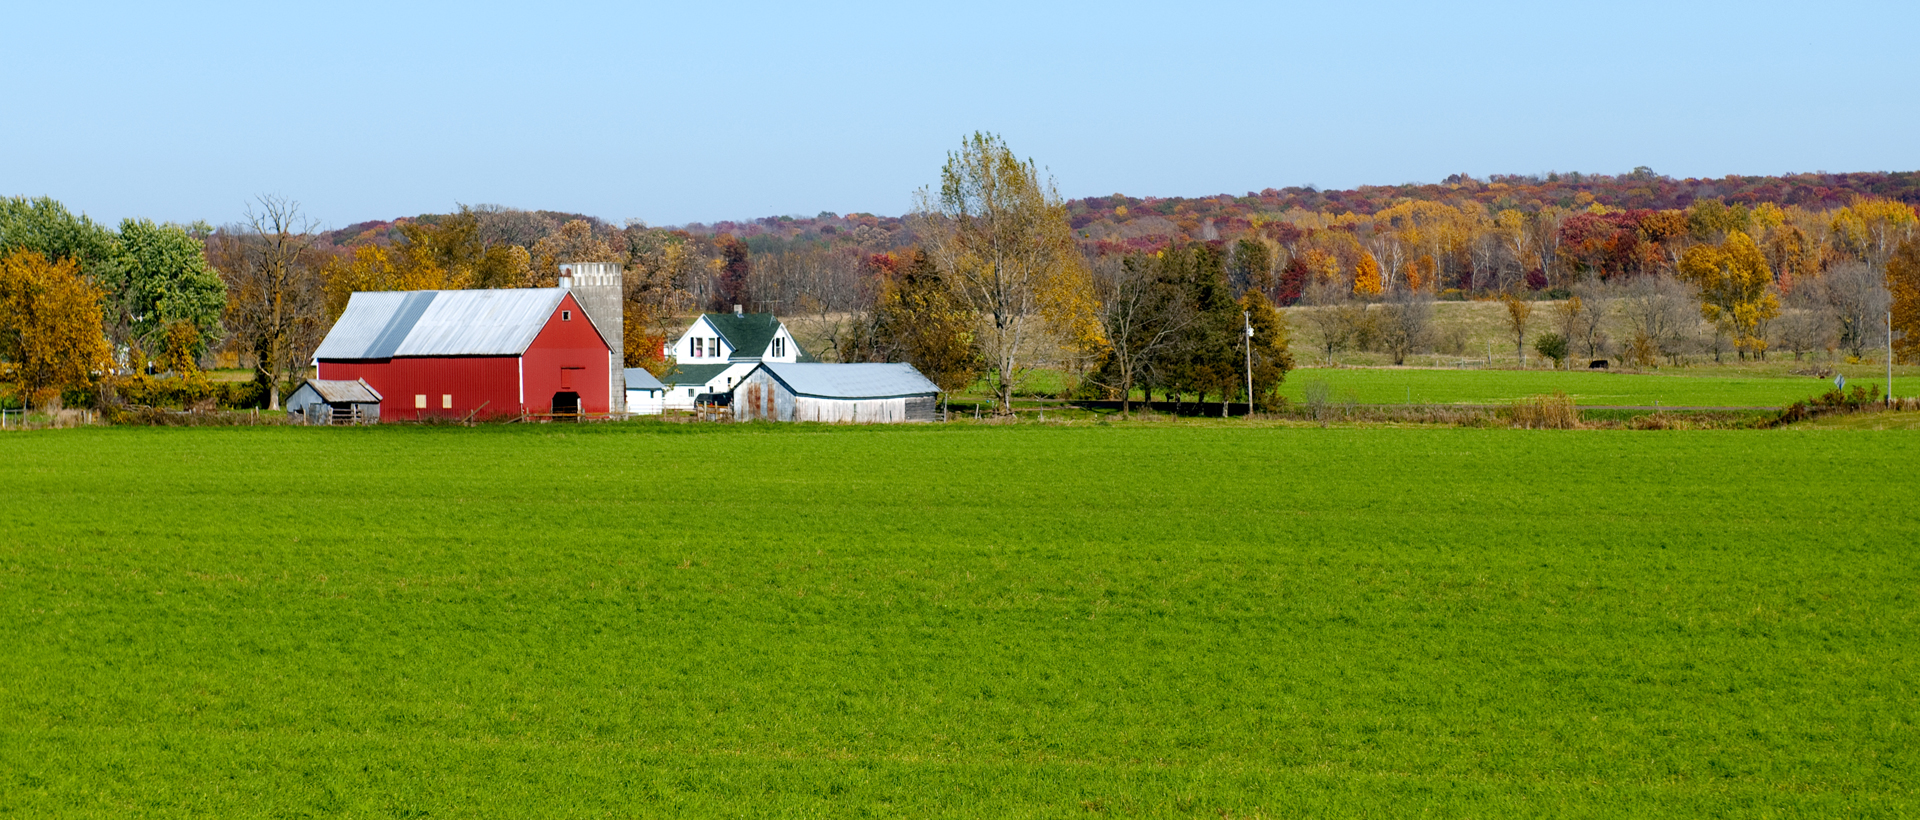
1831, 197, 1919, 270
1889, 238, 1920, 364
0, 250, 114, 408
319, 244, 474, 321
1677, 230, 1779, 359
1352, 253, 1383, 296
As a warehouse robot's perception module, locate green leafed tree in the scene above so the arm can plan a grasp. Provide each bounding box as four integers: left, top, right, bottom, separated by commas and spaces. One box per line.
115, 218, 227, 365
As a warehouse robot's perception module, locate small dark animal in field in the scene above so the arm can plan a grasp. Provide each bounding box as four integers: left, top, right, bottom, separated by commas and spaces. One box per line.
1589, 360, 1608, 370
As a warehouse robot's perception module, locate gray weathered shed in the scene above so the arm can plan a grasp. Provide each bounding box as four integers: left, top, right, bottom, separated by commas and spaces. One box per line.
286, 379, 383, 424
732, 362, 940, 423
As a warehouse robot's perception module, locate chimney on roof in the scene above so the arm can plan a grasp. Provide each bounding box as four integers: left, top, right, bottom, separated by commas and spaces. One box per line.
734, 304, 743, 316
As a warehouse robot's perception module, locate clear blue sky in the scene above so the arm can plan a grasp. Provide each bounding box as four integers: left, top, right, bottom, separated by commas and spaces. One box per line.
6, 0, 1915, 230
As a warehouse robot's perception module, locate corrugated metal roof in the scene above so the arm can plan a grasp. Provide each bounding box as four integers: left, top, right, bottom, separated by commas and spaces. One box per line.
622, 368, 665, 390
395, 289, 567, 356
661, 363, 733, 387
758, 363, 940, 399
313, 291, 408, 360
313, 289, 571, 359
302, 378, 382, 403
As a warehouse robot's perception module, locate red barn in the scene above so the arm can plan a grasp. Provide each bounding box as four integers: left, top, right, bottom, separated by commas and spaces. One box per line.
313, 288, 613, 421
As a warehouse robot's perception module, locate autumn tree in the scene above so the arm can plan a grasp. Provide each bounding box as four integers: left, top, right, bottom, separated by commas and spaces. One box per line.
1890, 238, 1920, 363
1503, 293, 1531, 367
914, 132, 1101, 415
711, 233, 751, 310
840, 249, 984, 408
1677, 230, 1779, 360
1352, 253, 1383, 296
1240, 288, 1294, 411
0, 251, 114, 408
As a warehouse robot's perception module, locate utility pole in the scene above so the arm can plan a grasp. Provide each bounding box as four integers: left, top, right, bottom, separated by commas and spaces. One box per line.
1890, 306, 1896, 408
1244, 310, 1254, 418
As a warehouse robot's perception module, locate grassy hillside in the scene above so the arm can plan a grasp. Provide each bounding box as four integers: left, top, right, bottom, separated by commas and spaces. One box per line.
2, 423, 1916, 816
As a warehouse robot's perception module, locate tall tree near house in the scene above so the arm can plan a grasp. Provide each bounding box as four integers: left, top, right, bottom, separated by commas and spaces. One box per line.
1890, 238, 1920, 363
0, 251, 113, 409
1677, 230, 1779, 360
1503, 293, 1531, 367
211, 195, 326, 410
914, 132, 1100, 416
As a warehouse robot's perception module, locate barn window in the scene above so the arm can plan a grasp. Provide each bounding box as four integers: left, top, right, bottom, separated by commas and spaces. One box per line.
562, 310, 572, 321
442, 394, 452, 409
414, 394, 427, 409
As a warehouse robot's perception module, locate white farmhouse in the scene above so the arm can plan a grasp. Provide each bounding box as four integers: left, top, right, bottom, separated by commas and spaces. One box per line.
660, 307, 815, 410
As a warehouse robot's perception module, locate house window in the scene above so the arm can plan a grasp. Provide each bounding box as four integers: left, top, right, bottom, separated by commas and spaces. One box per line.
562, 310, 572, 321
772, 337, 785, 358
711, 337, 721, 357
687, 388, 695, 396
693, 338, 704, 358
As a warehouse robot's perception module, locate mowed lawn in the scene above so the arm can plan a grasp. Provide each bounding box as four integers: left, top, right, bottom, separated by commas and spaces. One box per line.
1275, 366, 1864, 407
1, 423, 1915, 817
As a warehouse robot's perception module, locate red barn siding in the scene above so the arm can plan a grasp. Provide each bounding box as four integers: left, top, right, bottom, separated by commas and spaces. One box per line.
317, 293, 611, 420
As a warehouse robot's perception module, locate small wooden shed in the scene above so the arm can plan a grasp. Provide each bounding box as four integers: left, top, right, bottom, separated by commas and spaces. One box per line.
732, 363, 940, 423
286, 379, 383, 424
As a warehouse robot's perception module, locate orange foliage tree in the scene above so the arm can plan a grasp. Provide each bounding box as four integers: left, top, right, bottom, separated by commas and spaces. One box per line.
0, 250, 114, 408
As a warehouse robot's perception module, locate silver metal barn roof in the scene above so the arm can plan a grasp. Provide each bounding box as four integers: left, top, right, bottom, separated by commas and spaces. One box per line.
622, 368, 666, 391
314, 288, 592, 359
752, 363, 940, 399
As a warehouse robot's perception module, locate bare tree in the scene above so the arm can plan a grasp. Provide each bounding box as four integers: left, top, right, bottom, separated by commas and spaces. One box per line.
1815, 262, 1891, 359
211, 195, 325, 409
1571, 281, 1614, 360
1619, 275, 1700, 366
1090, 252, 1196, 415
1297, 279, 1352, 366
1378, 287, 1433, 366
1771, 287, 1836, 361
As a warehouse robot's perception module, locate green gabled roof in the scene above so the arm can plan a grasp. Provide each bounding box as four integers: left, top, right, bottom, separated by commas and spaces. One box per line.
659, 363, 733, 387
704, 312, 811, 361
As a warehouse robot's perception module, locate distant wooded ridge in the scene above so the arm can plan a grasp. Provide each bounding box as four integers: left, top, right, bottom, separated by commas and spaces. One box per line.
319, 168, 1919, 250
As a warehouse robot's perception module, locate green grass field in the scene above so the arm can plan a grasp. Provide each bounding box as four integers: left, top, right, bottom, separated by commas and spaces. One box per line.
3, 423, 1917, 817
1274, 366, 1881, 407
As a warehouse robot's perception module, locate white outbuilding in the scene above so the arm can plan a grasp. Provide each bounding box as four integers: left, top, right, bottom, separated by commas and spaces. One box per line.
731, 362, 941, 423
623, 368, 667, 415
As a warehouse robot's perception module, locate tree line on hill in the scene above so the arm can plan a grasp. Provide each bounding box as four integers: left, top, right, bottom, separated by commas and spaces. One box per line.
4, 158, 1920, 414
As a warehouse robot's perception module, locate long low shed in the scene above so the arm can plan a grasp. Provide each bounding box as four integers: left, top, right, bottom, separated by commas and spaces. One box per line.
733, 362, 940, 423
